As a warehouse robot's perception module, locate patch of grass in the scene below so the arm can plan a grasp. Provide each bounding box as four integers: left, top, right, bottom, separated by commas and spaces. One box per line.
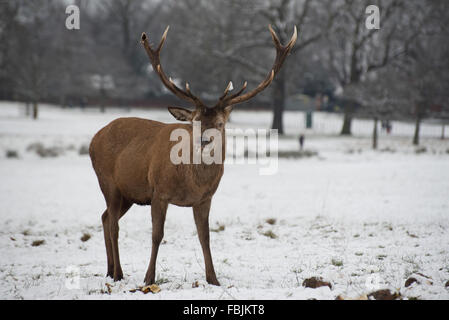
331, 258, 343, 267
364, 222, 379, 227
31, 274, 41, 281
22, 229, 31, 236
379, 147, 396, 153
415, 147, 427, 154
211, 223, 225, 233
292, 268, 303, 274
355, 252, 363, 256
80, 233, 91, 242
265, 218, 276, 225
6, 150, 19, 158
277, 150, 318, 159
31, 240, 45, 247
377, 254, 388, 260
155, 277, 170, 285
262, 230, 277, 239
241, 231, 254, 241
402, 256, 421, 272
353, 234, 360, 238
406, 231, 419, 238
27, 142, 63, 158
345, 148, 362, 154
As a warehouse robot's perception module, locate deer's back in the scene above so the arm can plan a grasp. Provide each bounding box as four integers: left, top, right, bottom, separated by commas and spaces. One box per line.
89, 117, 167, 204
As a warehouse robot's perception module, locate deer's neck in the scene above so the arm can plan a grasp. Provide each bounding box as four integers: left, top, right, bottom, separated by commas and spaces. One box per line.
190, 129, 226, 186
191, 163, 223, 185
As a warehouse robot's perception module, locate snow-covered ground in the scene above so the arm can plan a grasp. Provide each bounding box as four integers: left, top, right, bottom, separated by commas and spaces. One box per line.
1, 102, 448, 300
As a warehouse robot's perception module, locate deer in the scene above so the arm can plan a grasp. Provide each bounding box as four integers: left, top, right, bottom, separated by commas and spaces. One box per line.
89, 24, 297, 286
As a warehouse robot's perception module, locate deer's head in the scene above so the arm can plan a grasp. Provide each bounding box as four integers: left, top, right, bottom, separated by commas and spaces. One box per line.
141, 25, 297, 137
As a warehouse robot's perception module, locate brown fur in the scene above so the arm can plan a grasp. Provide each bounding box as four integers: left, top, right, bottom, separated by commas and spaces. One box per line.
90, 111, 229, 285
89, 25, 296, 286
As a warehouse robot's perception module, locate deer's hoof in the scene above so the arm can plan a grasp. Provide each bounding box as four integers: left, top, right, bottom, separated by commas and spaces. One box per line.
207, 278, 220, 286
144, 277, 155, 286
113, 272, 123, 282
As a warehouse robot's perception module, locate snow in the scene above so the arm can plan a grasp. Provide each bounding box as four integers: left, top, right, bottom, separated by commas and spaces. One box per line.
0, 102, 448, 300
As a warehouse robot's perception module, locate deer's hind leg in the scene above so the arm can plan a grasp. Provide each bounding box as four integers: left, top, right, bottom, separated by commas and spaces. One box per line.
103, 189, 132, 281
101, 209, 114, 278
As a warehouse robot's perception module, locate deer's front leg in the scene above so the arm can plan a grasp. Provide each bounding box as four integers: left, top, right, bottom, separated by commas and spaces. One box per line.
193, 199, 220, 286
144, 197, 168, 285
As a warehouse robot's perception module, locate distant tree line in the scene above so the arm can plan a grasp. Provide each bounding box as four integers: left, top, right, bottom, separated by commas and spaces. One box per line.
0, 0, 448, 143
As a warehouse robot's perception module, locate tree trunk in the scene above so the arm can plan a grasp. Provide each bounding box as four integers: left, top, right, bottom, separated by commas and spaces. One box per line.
442, 124, 445, 140
413, 116, 421, 146
341, 112, 352, 135
25, 101, 30, 117
32, 101, 38, 120
271, 69, 286, 135
372, 117, 378, 150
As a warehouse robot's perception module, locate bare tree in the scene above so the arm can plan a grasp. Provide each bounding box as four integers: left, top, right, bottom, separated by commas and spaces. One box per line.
212, 0, 340, 134
407, 38, 449, 145
344, 67, 407, 149
0, 2, 20, 101
8, 1, 62, 119
325, 0, 427, 135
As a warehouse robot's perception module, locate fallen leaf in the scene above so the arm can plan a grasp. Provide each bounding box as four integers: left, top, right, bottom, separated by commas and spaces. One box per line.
302, 277, 332, 289
105, 283, 113, 294
405, 277, 419, 287
367, 289, 401, 300
406, 231, 418, 238
149, 284, 161, 293
140, 284, 161, 294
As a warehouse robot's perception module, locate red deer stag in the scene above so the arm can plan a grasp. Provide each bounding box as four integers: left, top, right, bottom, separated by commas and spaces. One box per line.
89, 25, 297, 286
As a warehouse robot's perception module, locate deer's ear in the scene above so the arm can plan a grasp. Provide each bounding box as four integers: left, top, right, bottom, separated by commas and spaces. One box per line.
223, 105, 233, 119
168, 107, 193, 121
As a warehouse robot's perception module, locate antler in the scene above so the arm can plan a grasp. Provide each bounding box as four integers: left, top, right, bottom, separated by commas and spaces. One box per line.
216, 25, 298, 108
141, 26, 204, 108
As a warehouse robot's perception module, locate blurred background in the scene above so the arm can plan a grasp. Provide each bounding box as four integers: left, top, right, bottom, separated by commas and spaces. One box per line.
0, 0, 448, 144
1, 0, 449, 300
